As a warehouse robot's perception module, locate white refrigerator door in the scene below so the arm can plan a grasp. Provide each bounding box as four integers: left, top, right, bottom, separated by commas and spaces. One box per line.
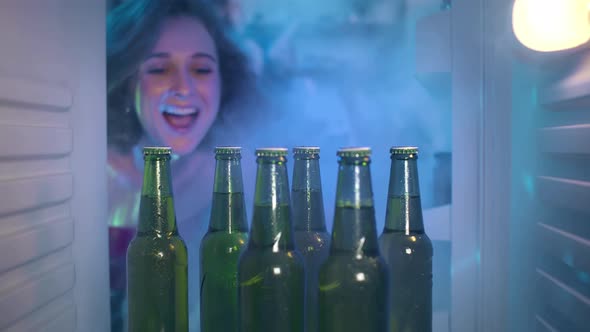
0, 0, 109, 331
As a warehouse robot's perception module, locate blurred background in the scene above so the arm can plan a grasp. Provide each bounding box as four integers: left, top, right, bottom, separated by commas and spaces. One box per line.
108, 0, 453, 221
108, 0, 454, 329
105, 2, 454, 325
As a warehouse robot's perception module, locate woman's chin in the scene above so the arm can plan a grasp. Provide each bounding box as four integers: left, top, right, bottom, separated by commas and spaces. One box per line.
165, 138, 201, 157
153, 124, 211, 156
170, 145, 198, 156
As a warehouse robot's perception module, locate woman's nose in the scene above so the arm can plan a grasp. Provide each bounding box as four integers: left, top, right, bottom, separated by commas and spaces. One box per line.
171, 70, 195, 96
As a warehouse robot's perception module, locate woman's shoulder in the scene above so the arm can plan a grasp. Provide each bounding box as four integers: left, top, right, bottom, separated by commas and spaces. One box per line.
107, 147, 143, 227
107, 147, 142, 189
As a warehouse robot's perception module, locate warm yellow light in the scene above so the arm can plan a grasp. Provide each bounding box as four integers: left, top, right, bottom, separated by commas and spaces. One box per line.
512, 0, 590, 52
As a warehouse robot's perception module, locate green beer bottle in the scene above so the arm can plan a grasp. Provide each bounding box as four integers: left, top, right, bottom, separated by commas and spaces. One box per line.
127, 147, 188, 332
319, 147, 390, 332
291, 146, 330, 332
238, 148, 305, 332
200, 147, 249, 332
379, 147, 433, 332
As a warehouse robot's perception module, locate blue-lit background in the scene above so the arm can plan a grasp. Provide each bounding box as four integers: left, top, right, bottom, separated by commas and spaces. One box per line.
220, 0, 452, 226
107, 0, 452, 229
107, 0, 453, 330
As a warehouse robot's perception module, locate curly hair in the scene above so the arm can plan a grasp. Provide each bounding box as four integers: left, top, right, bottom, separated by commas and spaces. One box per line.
107, 0, 257, 152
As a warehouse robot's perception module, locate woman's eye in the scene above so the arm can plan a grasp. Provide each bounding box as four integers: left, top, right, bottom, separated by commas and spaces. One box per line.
193, 67, 212, 75
146, 67, 167, 74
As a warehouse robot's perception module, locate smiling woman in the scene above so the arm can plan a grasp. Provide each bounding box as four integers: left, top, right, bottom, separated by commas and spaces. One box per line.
133, 17, 222, 155
106, 1, 259, 331
108, 0, 255, 155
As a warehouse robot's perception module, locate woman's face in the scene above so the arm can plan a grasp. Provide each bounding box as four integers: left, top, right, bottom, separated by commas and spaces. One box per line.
135, 16, 221, 155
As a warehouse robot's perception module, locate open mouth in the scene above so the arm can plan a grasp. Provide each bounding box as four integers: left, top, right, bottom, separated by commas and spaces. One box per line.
160, 105, 199, 131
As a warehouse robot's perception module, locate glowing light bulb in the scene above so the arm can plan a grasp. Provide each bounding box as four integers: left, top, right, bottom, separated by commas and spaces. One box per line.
512, 0, 590, 52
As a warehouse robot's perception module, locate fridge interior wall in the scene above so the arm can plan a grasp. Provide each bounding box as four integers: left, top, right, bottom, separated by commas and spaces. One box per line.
448, 0, 590, 331
510, 35, 590, 332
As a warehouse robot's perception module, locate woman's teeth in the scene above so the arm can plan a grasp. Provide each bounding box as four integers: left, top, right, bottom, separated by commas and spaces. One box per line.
160, 105, 199, 130
160, 105, 198, 116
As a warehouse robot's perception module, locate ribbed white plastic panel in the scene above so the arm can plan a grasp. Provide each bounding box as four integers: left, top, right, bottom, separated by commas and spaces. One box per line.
0, 0, 108, 331
534, 52, 590, 331
0, 76, 76, 331
539, 124, 590, 155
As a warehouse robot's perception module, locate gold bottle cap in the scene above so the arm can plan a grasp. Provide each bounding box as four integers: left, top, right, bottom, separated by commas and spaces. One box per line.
143, 146, 171, 155
215, 146, 242, 155
256, 147, 288, 157
293, 146, 320, 156
337, 147, 372, 158
390, 146, 419, 155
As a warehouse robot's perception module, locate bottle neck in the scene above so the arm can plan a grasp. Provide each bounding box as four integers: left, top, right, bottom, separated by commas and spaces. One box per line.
209, 156, 248, 232
249, 156, 294, 249
292, 157, 327, 232
384, 156, 425, 234
330, 159, 380, 255
138, 156, 178, 235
